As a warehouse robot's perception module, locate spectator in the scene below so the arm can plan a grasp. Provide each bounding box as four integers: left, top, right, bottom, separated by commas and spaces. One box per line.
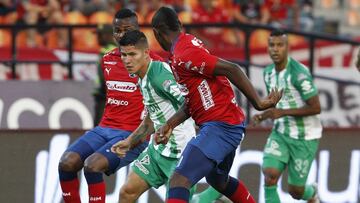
191, 0, 240, 48
233, 0, 269, 25
299, 0, 315, 31
263, 0, 299, 29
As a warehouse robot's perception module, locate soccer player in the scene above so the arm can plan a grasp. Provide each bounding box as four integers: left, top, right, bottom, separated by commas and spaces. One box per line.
252, 29, 321, 203
58, 9, 162, 203
111, 30, 222, 203
151, 7, 282, 203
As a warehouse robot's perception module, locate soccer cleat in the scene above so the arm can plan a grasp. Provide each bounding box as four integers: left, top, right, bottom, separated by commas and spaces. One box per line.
307, 183, 320, 203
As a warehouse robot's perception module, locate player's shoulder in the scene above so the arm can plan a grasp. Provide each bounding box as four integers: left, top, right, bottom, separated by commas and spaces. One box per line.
263, 63, 275, 74
103, 47, 120, 58
148, 61, 171, 76
288, 58, 311, 75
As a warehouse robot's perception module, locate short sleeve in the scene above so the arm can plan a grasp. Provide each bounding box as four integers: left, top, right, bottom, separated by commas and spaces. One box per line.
150, 62, 184, 105
180, 46, 218, 78
292, 68, 318, 100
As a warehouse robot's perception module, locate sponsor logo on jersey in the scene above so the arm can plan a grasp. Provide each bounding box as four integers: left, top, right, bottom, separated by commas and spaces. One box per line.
300, 80, 313, 94
107, 98, 129, 106
105, 67, 111, 75
178, 83, 189, 96
106, 81, 137, 92
197, 80, 214, 110
147, 103, 161, 114
104, 61, 117, 65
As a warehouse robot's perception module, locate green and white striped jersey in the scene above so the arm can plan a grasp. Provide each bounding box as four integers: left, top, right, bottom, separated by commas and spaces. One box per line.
263, 57, 322, 140
139, 61, 195, 158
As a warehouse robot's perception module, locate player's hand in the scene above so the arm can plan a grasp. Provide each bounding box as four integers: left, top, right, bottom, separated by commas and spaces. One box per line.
261, 88, 283, 110
251, 114, 264, 126
111, 139, 131, 158
154, 123, 173, 145
262, 108, 282, 120
268, 88, 283, 107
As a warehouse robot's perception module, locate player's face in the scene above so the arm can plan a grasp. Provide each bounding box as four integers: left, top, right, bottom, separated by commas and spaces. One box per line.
113, 17, 139, 43
120, 45, 149, 78
268, 35, 288, 64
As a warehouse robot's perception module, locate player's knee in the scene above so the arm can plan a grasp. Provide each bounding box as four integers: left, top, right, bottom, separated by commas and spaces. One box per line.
288, 186, 304, 200
262, 168, 280, 186
169, 172, 192, 188
84, 153, 108, 173
58, 152, 83, 172
119, 184, 137, 202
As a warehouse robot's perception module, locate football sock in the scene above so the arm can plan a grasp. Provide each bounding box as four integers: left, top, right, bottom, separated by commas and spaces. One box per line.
222, 177, 256, 203
59, 170, 81, 203
167, 187, 190, 203
265, 185, 280, 203
302, 184, 315, 200
85, 171, 105, 203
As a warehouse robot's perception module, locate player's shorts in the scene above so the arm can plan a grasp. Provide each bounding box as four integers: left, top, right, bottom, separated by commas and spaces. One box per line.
66, 126, 148, 175
131, 143, 178, 188
262, 131, 319, 186
190, 121, 245, 164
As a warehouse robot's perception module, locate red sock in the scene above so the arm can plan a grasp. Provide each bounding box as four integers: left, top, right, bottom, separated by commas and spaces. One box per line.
88, 181, 106, 203
230, 180, 256, 203
167, 199, 187, 203
60, 178, 81, 203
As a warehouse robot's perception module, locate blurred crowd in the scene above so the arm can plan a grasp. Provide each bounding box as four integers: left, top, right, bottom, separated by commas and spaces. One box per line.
0, 0, 320, 51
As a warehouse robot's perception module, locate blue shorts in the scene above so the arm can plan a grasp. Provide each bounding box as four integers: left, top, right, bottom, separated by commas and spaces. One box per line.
66, 126, 148, 175
190, 121, 245, 164
175, 121, 245, 184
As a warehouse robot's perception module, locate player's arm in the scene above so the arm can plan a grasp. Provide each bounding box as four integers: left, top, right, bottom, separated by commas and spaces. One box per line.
111, 114, 154, 157
253, 95, 321, 123
129, 113, 155, 146
154, 102, 190, 144
213, 58, 282, 110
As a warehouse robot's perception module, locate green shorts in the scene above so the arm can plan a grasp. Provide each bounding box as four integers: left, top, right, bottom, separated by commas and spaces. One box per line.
131, 144, 179, 189
262, 131, 319, 186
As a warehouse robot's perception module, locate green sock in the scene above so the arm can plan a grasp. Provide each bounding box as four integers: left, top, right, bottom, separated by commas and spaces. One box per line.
197, 186, 222, 203
265, 185, 281, 203
302, 185, 315, 200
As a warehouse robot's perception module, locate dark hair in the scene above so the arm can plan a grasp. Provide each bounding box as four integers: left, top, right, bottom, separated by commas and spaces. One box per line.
119, 30, 148, 48
270, 29, 287, 37
114, 8, 137, 20
151, 6, 181, 33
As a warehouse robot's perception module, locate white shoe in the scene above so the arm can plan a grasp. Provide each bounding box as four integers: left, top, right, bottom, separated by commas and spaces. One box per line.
307, 183, 320, 203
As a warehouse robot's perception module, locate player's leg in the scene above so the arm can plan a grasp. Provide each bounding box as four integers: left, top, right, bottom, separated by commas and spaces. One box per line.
286, 138, 319, 201
167, 144, 215, 203
58, 127, 107, 203
83, 128, 148, 203
205, 150, 255, 203
120, 144, 173, 202
262, 132, 289, 203
119, 171, 151, 202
